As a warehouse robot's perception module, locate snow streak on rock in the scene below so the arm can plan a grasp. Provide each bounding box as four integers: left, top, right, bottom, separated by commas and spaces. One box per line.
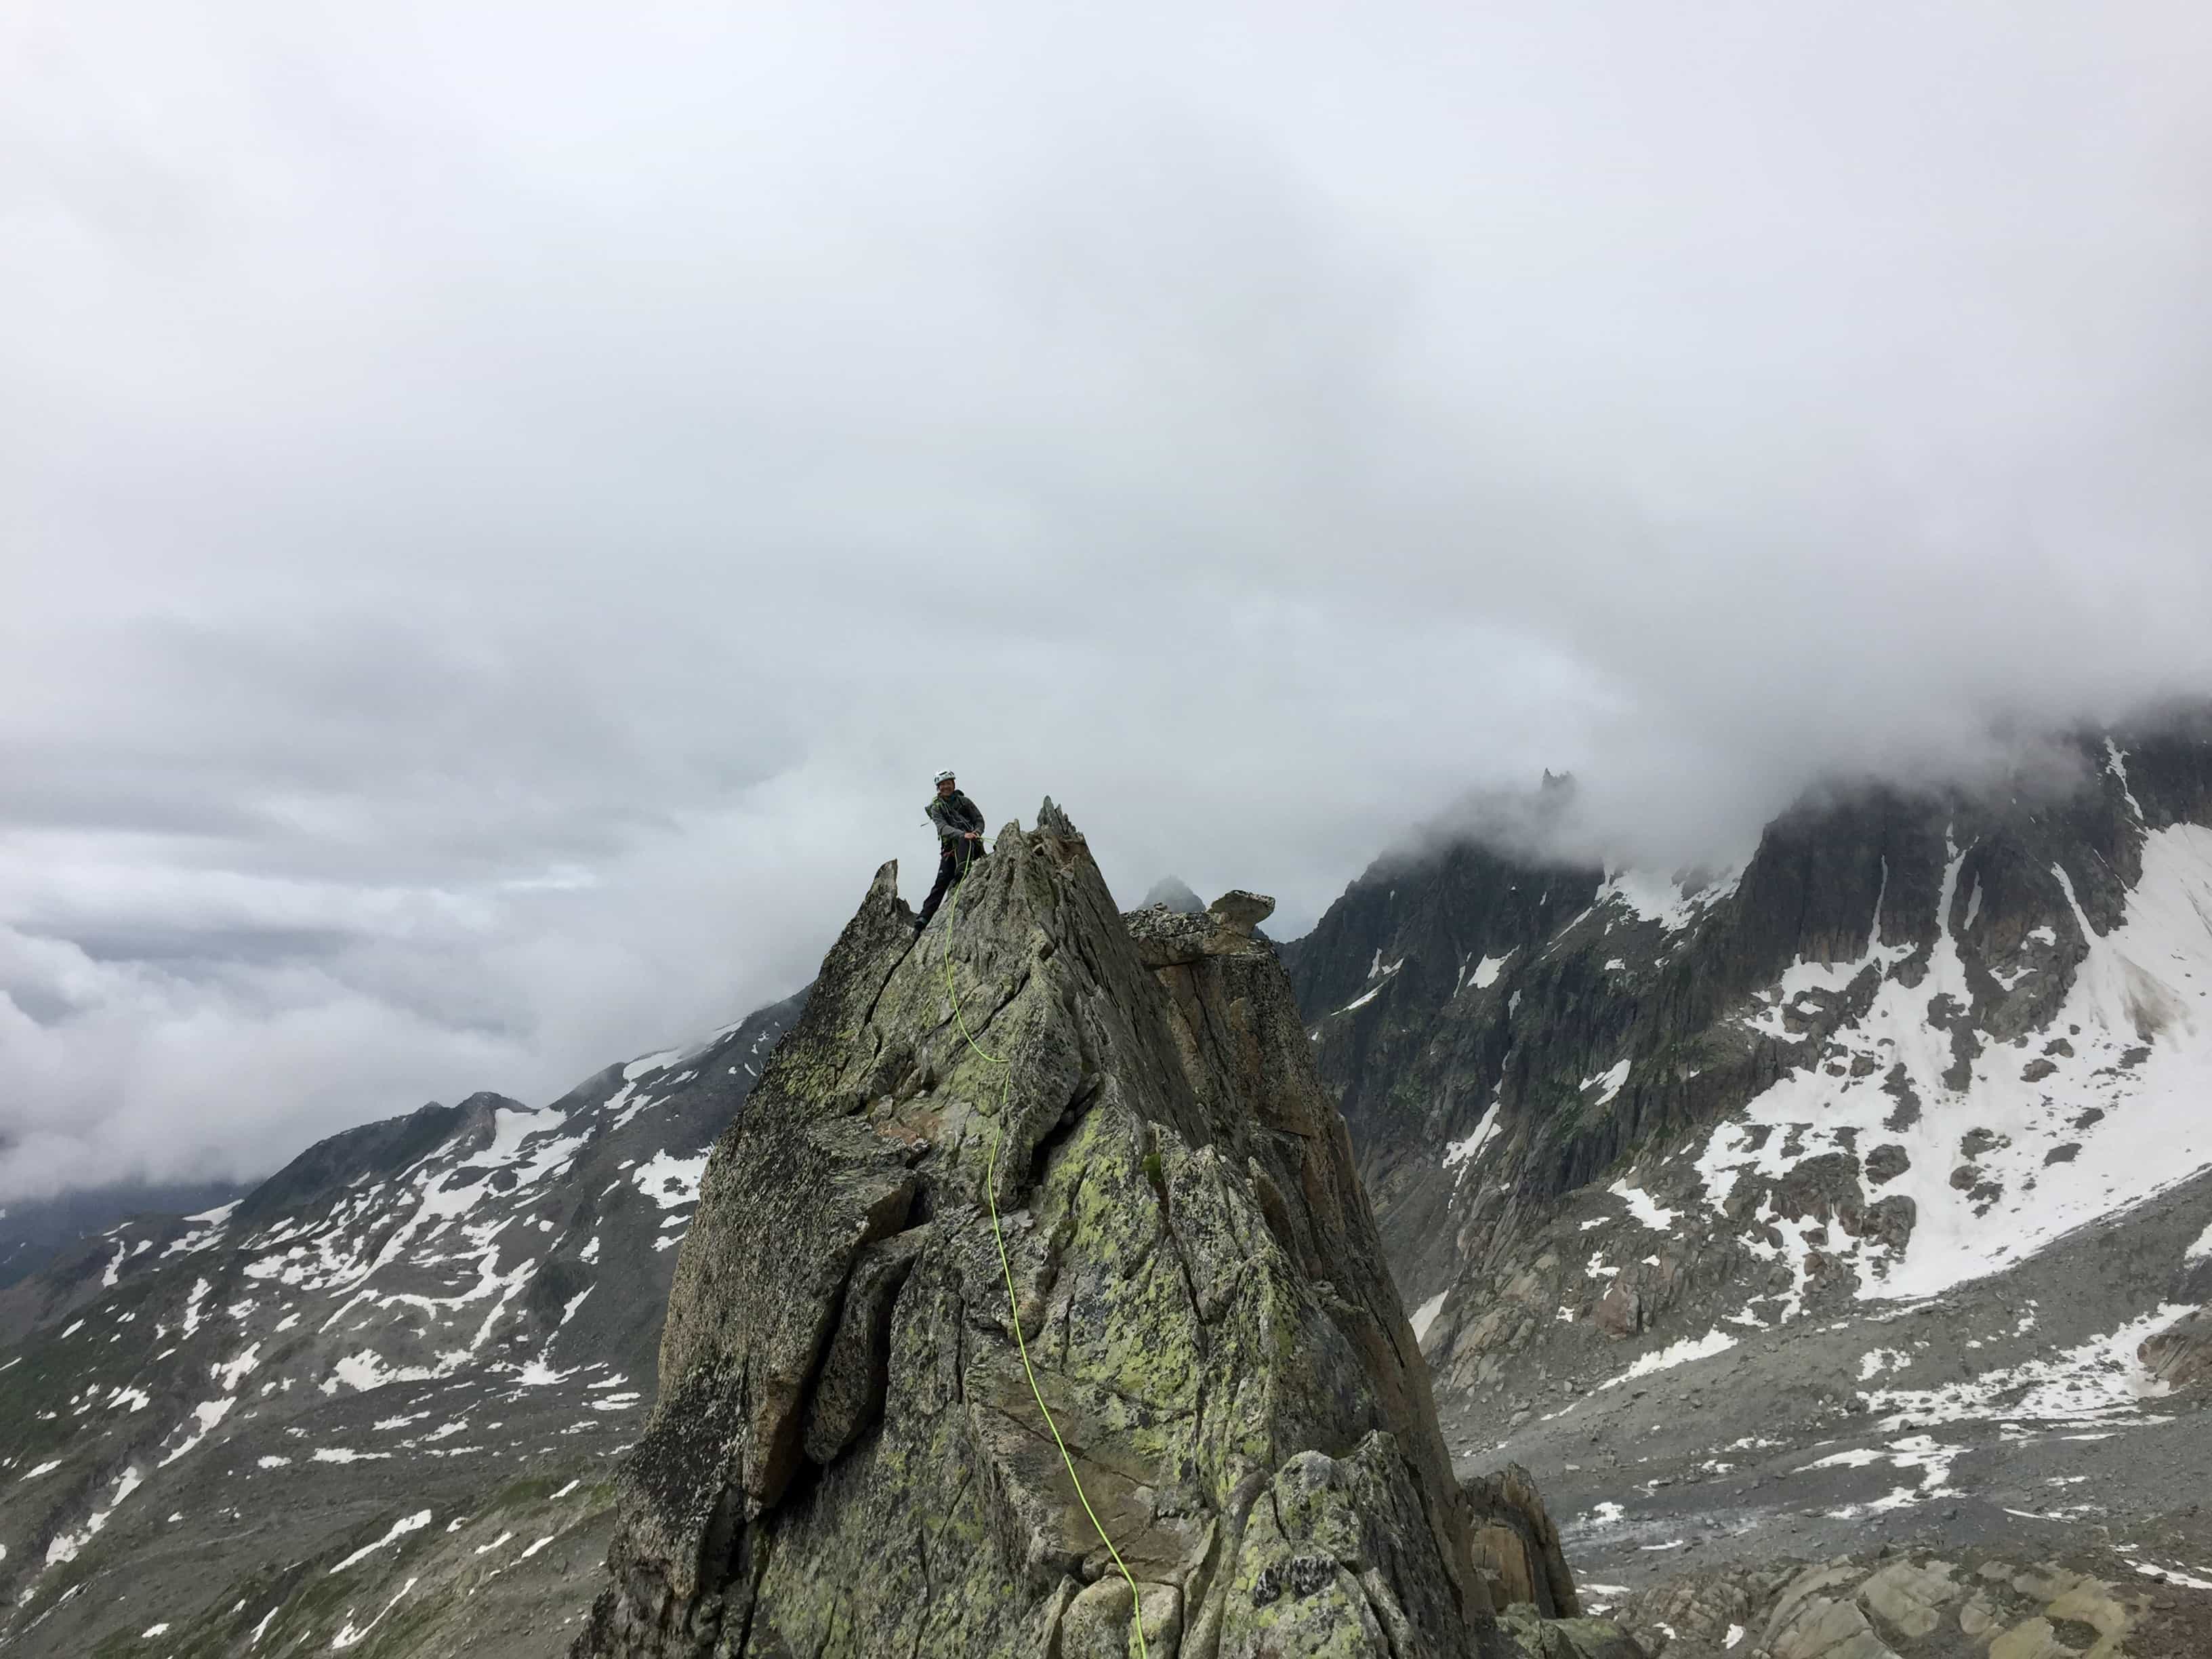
1697, 824, 2212, 1307
1602, 1328, 1737, 1387
1596, 867, 1744, 933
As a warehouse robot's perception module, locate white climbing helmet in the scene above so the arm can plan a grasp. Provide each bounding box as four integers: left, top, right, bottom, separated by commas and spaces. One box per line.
933, 769, 957, 785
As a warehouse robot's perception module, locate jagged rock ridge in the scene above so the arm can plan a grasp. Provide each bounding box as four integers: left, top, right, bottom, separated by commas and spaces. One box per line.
577, 804, 1641, 1658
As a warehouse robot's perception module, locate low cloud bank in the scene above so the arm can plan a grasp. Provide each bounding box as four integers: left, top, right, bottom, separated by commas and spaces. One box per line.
3, 1, 2211, 1196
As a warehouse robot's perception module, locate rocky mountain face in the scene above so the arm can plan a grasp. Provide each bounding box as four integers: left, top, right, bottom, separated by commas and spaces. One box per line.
0, 992, 802, 1656
575, 805, 1637, 1659
1286, 717, 2212, 1626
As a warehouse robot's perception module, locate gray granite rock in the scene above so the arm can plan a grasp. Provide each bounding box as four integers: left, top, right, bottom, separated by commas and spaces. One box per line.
574, 807, 1544, 1658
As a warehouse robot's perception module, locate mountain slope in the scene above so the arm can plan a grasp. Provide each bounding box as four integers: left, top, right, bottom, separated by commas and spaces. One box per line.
1288, 717, 2212, 1597
0, 1182, 247, 1298
0, 993, 803, 1656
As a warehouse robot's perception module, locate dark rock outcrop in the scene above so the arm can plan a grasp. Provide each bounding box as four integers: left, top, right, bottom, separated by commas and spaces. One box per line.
1463, 1463, 1580, 1618
575, 806, 1617, 1657
2140, 1309, 2212, 1391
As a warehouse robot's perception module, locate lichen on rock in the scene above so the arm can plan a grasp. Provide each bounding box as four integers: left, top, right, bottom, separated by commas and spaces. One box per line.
573, 806, 1574, 1658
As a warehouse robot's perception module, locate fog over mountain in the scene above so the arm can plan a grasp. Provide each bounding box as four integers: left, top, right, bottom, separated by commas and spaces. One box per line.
4, 0, 2211, 1198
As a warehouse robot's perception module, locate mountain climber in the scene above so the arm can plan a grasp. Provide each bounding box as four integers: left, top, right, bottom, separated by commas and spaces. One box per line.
916, 769, 986, 932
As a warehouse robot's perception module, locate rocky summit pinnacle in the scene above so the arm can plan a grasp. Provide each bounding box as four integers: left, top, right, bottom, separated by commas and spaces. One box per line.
575, 803, 1633, 1658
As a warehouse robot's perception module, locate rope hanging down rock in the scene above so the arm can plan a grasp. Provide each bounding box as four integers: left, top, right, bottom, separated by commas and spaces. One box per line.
937, 840, 1150, 1659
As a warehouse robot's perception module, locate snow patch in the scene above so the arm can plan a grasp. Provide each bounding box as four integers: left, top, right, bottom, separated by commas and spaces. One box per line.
1583, 1062, 1631, 1108
630, 1151, 708, 1211
45, 1465, 142, 1565
160, 1397, 237, 1466
331, 1576, 419, 1650
1597, 867, 1743, 933
1858, 1348, 1908, 1382
213, 1343, 262, 1391
161, 1202, 239, 1260
623, 1048, 685, 1082
1606, 1178, 1677, 1232
323, 1349, 441, 1397
1602, 1328, 1736, 1387
1798, 1447, 1887, 1471
330, 1509, 431, 1574
2131, 1559, 2212, 1591
1442, 1101, 1503, 1178
2106, 739, 2147, 819
179, 1277, 211, 1338
1866, 1305, 2192, 1430
1410, 1292, 1448, 1343
1811, 1435, 1969, 1517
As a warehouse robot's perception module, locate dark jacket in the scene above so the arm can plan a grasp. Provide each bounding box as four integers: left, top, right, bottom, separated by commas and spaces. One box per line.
925, 790, 985, 847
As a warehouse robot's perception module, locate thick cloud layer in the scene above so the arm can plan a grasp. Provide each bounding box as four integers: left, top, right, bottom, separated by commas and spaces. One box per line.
5, 2, 2210, 1197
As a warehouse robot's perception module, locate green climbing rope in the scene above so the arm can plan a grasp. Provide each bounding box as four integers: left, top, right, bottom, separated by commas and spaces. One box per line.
938, 850, 1150, 1658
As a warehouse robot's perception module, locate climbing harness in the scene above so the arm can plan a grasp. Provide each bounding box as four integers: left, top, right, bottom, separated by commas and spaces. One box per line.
938, 860, 1150, 1658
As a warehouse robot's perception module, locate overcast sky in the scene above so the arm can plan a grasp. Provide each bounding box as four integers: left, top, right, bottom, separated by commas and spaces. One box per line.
5, 2, 2211, 1200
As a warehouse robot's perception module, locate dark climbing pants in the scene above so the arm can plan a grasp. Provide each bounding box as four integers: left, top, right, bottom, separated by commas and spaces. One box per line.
918, 839, 985, 928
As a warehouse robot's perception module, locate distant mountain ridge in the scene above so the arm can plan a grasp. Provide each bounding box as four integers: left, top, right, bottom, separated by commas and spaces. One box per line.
1290, 716, 2212, 1339
1283, 713, 2212, 1604
0, 1180, 247, 1296
0, 990, 804, 1656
